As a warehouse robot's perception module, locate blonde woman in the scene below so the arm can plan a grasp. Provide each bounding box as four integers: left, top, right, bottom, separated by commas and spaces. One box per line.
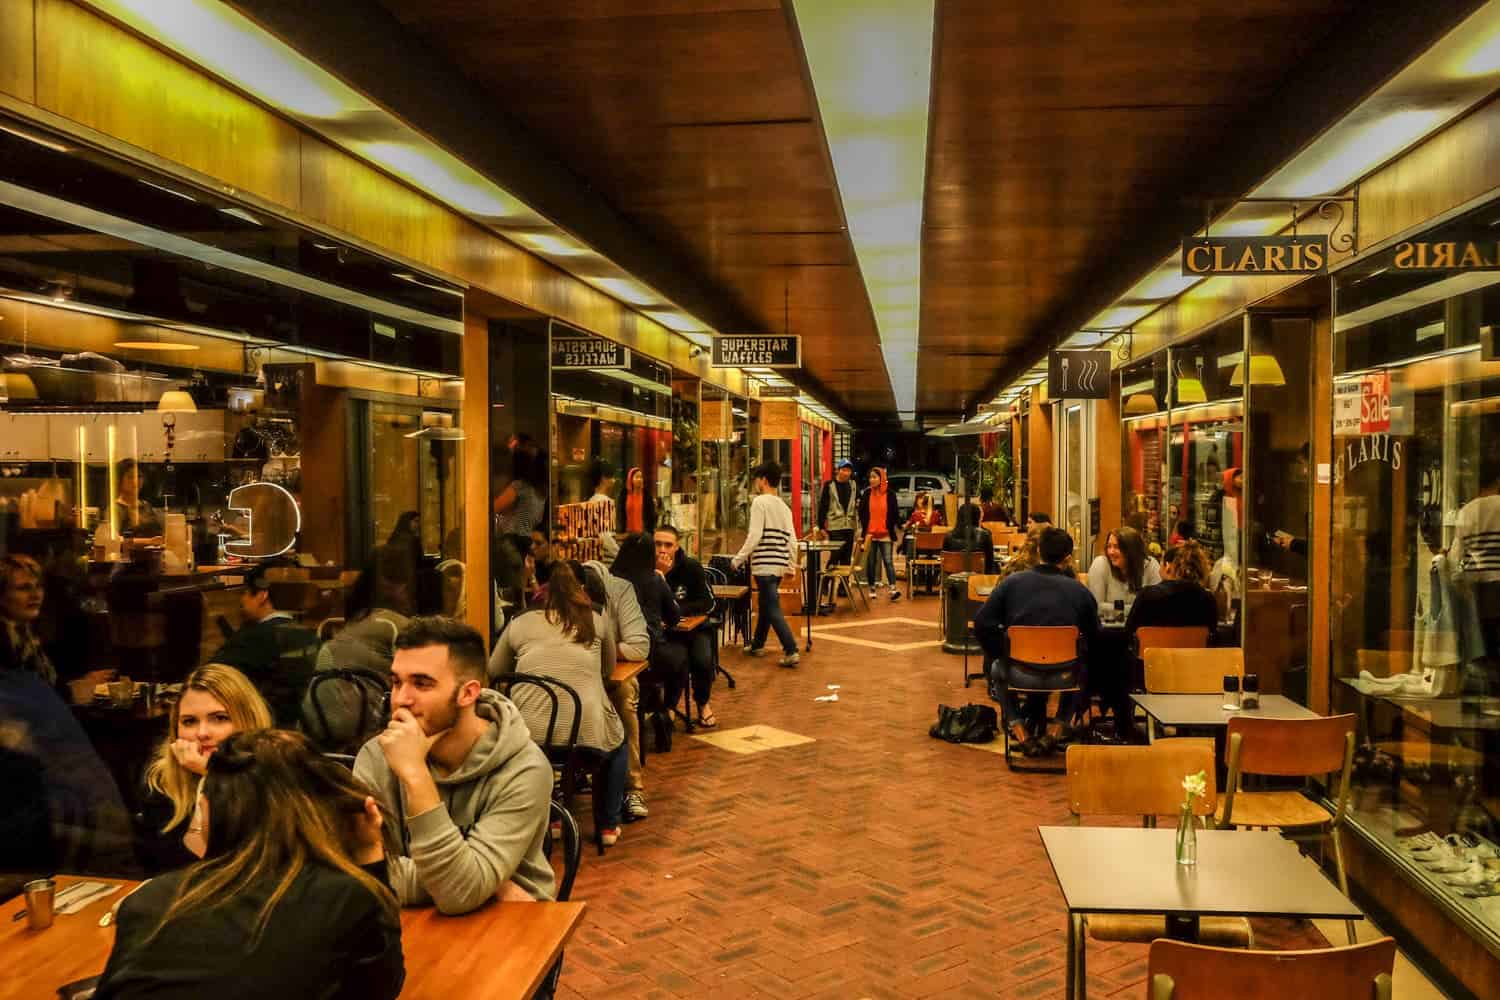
140, 664, 272, 870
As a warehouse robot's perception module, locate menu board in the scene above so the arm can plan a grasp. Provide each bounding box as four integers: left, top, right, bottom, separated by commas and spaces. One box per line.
761, 400, 799, 440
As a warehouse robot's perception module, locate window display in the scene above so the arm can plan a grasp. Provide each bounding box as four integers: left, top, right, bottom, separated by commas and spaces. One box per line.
1331, 203, 1500, 942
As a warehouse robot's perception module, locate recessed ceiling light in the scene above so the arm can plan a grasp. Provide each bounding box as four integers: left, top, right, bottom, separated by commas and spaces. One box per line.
114, 340, 200, 352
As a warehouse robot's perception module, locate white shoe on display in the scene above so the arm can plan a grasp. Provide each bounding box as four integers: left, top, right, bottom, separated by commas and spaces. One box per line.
1442, 860, 1492, 887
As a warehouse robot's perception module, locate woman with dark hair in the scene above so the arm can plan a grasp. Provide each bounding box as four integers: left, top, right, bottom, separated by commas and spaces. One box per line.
942, 502, 996, 572
95, 729, 402, 999
488, 562, 626, 846
610, 532, 686, 749
317, 543, 415, 676
1086, 525, 1160, 607
620, 466, 656, 534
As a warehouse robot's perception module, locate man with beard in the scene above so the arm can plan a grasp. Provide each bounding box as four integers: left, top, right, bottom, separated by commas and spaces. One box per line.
354, 617, 555, 911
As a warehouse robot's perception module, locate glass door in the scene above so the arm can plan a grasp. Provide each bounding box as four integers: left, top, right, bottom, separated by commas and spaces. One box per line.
1057, 401, 1094, 565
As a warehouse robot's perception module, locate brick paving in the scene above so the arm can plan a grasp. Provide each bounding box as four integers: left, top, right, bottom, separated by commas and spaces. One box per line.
555, 598, 1325, 999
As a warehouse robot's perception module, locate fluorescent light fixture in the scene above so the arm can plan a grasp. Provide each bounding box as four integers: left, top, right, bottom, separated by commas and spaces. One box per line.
0, 122, 70, 152
642, 309, 709, 334
138, 178, 198, 202
793, 0, 934, 414
510, 232, 591, 257
84, 0, 372, 120
588, 277, 660, 308
219, 206, 261, 225
114, 340, 200, 352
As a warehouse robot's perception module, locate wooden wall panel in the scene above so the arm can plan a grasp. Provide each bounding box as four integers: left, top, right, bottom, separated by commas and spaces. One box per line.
1094, 383, 1121, 553
1028, 393, 1054, 518
34, 0, 302, 210
0, 0, 35, 102
461, 307, 490, 642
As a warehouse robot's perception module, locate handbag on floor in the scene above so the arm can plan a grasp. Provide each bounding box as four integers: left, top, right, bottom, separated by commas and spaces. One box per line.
929, 703, 999, 744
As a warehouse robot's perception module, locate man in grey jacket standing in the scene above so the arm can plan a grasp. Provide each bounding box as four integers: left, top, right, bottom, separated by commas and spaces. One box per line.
354, 617, 555, 911
585, 560, 652, 822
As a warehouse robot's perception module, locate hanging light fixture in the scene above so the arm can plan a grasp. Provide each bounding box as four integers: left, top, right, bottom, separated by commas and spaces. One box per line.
2, 372, 38, 400
157, 388, 198, 412
1229, 353, 1287, 387
1175, 360, 1207, 404
1123, 392, 1158, 415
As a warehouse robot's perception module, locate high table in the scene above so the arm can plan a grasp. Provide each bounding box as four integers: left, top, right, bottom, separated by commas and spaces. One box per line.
798, 539, 844, 651
1040, 826, 1362, 1000
711, 584, 750, 647
0, 875, 586, 1000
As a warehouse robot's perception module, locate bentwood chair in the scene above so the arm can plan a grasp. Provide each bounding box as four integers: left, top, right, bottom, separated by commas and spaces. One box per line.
1065, 741, 1252, 1000
540, 799, 583, 995
1147, 938, 1395, 1000
993, 625, 1085, 772
908, 531, 944, 598
1218, 714, 1360, 944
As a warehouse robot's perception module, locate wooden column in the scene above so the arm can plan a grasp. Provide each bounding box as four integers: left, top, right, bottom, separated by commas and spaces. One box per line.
1029, 393, 1054, 517
1094, 381, 1122, 552
462, 308, 491, 644
1309, 311, 1332, 714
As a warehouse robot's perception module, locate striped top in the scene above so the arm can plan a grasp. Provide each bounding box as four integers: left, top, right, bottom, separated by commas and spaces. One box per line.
735, 492, 798, 577
1454, 494, 1500, 583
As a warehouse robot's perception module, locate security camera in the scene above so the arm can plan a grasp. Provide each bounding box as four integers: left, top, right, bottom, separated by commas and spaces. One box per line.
690, 346, 704, 359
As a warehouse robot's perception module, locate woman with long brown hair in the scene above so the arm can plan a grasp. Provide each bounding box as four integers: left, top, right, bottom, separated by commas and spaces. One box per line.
1086, 525, 1161, 607
488, 561, 627, 846
139, 664, 273, 870
95, 729, 402, 999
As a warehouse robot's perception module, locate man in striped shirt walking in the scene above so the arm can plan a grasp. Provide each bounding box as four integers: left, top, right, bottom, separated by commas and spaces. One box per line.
733, 461, 802, 667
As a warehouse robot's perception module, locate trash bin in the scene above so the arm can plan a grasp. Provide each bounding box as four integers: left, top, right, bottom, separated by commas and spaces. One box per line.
943, 571, 981, 654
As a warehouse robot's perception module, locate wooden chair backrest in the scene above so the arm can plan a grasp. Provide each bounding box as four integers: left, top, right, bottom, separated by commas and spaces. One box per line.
980, 521, 1009, 537
1147, 938, 1396, 1000
1076, 572, 1089, 585
1226, 714, 1356, 777
942, 550, 986, 574
967, 574, 999, 601
1006, 625, 1079, 665
1136, 625, 1210, 655
1066, 740, 1217, 819
915, 532, 945, 553
1144, 648, 1242, 693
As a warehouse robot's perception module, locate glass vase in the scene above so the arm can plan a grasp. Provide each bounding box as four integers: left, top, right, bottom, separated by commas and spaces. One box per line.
1175, 804, 1198, 866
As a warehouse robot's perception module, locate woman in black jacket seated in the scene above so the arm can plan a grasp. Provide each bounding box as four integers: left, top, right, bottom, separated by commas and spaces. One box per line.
96, 729, 402, 1000
942, 502, 996, 573
610, 532, 684, 750
1124, 540, 1219, 634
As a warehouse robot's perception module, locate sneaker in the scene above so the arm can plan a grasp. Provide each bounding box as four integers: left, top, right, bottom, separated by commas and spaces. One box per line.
623, 792, 649, 821
600, 826, 621, 847
745, 646, 766, 657
779, 652, 800, 668
1443, 860, 1491, 886
889, 588, 902, 602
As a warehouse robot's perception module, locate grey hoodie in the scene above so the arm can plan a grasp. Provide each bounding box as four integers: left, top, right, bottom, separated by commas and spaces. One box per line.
584, 559, 651, 661
354, 690, 555, 911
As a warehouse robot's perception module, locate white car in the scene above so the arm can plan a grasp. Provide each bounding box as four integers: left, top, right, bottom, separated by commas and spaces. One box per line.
887, 471, 953, 518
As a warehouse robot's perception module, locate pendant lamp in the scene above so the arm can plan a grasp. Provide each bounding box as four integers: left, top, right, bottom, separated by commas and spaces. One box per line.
1123, 392, 1157, 415
157, 388, 198, 412
2, 372, 38, 400
1229, 353, 1286, 387
1175, 371, 1207, 404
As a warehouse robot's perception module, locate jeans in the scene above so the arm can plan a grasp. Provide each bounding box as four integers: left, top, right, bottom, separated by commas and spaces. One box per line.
826, 528, 855, 567
990, 659, 1084, 734
866, 538, 897, 588
607, 677, 643, 793
669, 629, 716, 705
645, 639, 689, 714
596, 740, 629, 828
752, 573, 798, 654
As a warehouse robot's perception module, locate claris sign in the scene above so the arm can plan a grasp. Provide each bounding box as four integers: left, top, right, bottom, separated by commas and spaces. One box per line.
1181, 235, 1327, 276
1392, 239, 1500, 271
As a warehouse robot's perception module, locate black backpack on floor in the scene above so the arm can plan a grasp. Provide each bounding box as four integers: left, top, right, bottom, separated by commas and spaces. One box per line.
929, 703, 999, 744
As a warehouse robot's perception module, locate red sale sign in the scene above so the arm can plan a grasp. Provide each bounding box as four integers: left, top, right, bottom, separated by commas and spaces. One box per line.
1360, 372, 1391, 434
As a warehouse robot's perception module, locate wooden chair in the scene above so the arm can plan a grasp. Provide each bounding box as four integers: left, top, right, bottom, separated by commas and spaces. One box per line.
1219, 714, 1360, 944
940, 549, 986, 575
1142, 647, 1243, 741
980, 521, 1009, 537
1147, 938, 1395, 1000
1065, 741, 1252, 999
1134, 625, 1210, 656
908, 531, 944, 597
961, 573, 999, 687
817, 539, 869, 614
994, 625, 1085, 772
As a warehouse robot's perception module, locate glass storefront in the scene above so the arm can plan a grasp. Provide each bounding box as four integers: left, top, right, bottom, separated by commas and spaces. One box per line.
699, 385, 752, 556
1331, 202, 1500, 947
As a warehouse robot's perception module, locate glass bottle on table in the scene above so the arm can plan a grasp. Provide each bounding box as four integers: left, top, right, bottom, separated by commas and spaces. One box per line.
1241, 672, 1260, 710
1222, 674, 1241, 711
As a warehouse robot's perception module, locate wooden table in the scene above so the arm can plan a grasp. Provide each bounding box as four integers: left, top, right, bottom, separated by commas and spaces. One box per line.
712, 584, 748, 600
1, 876, 586, 1000
400, 900, 587, 999
1130, 693, 1321, 728
610, 659, 650, 684
1040, 826, 1362, 1000
712, 584, 750, 646
673, 614, 708, 633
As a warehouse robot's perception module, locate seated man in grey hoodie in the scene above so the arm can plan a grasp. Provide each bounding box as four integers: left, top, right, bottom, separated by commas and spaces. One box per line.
583, 560, 652, 822
354, 616, 555, 911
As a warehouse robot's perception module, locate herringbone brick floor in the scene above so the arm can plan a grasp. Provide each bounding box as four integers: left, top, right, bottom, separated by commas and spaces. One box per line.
555, 598, 1326, 999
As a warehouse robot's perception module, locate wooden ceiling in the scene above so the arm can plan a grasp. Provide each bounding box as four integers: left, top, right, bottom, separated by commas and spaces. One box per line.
373, 0, 895, 415
919, 0, 1484, 413
241, 0, 1485, 420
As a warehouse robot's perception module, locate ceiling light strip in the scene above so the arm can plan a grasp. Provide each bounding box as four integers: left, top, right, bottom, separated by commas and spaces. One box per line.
792, 0, 935, 414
